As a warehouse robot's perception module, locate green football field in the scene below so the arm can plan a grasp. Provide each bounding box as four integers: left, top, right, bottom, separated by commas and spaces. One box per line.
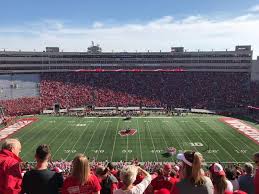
3, 115, 259, 163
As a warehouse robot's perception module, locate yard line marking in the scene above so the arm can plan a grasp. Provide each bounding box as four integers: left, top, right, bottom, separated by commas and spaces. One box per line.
18, 117, 51, 143
83, 119, 102, 155
189, 118, 219, 160
96, 118, 111, 160
64, 120, 93, 160
110, 119, 121, 161
153, 119, 169, 148
211, 120, 252, 162
174, 120, 199, 152
137, 118, 143, 161
51, 118, 86, 159
21, 118, 53, 147
194, 119, 237, 162
126, 132, 129, 161
161, 120, 183, 151
146, 121, 158, 161
47, 118, 78, 148
21, 118, 65, 158
15, 117, 45, 141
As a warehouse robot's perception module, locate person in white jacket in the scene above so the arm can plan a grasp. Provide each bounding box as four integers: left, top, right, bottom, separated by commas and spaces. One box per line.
114, 165, 151, 194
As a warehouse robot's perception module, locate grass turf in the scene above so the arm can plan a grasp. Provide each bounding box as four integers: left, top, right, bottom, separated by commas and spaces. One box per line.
3, 115, 259, 163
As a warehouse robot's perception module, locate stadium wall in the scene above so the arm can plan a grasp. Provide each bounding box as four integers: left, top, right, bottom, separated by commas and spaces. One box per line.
0, 74, 40, 100
252, 57, 259, 81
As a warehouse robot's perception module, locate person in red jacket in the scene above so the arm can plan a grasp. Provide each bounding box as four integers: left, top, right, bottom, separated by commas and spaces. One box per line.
0, 138, 22, 194
254, 152, 259, 194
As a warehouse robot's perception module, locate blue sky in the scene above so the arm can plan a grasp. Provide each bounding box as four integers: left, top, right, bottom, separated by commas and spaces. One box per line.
1, 0, 259, 58
1, 0, 258, 26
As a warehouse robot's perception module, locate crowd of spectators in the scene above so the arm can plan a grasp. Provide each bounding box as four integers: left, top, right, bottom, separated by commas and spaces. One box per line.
40, 72, 250, 109
0, 97, 41, 116
0, 138, 258, 194
0, 72, 252, 115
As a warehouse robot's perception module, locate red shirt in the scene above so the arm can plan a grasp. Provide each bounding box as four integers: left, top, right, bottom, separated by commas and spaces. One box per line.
110, 170, 118, 178
62, 174, 101, 194
255, 168, 259, 194
0, 149, 22, 194
169, 177, 180, 185
151, 175, 174, 191
134, 174, 145, 185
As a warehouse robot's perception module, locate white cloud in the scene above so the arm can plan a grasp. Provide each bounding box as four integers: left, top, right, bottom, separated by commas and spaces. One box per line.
92, 22, 104, 28
0, 13, 259, 58
249, 4, 259, 12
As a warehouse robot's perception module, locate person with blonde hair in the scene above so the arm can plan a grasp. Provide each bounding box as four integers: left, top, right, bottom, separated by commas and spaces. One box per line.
0, 138, 23, 194
114, 165, 151, 194
171, 151, 214, 194
62, 154, 101, 194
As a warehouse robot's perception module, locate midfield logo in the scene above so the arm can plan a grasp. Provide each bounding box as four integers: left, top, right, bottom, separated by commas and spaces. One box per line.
118, 128, 137, 137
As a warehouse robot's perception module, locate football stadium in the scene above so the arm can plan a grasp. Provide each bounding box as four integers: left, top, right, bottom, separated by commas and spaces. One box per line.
0, 44, 258, 164
2, 1, 259, 193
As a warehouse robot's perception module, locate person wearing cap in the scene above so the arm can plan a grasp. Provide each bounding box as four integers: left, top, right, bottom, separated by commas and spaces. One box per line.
238, 163, 254, 194
209, 163, 233, 194
95, 165, 118, 194
21, 144, 63, 194
149, 164, 175, 192
171, 151, 214, 194
254, 152, 259, 194
0, 138, 23, 194
114, 165, 151, 194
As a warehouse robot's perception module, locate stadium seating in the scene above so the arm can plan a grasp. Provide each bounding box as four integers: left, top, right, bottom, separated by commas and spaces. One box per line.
0, 72, 252, 115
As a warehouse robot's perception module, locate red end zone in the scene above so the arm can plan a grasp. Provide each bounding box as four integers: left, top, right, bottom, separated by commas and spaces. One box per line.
219, 117, 259, 145
0, 118, 38, 141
